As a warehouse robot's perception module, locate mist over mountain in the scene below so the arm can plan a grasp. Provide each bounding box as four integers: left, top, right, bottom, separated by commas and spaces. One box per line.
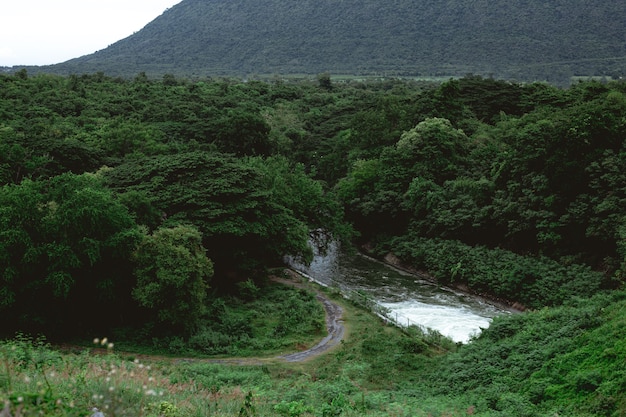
20, 0, 626, 82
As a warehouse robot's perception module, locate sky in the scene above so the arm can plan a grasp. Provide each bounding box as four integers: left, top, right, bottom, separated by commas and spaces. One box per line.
0, 1, 183, 67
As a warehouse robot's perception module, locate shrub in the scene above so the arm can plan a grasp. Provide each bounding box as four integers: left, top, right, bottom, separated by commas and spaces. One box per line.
385, 235, 605, 308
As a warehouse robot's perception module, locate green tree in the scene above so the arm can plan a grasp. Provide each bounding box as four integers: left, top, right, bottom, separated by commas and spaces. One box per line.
394, 117, 469, 183
211, 108, 272, 156
246, 156, 353, 252
0, 126, 52, 184
132, 225, 213, 333
317, 72, 333, 91
0, 172, 142, 334
403, 176, 495, 243
103, 151, 341, 284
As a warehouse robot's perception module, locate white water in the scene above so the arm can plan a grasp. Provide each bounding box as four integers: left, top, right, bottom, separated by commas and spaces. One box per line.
379, 300, 494, 343
289, 242, 508, 343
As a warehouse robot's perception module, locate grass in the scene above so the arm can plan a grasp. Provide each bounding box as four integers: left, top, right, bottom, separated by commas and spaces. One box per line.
84, 276, 328, 359
0, 276, 455, 416
2, 276, 625, 416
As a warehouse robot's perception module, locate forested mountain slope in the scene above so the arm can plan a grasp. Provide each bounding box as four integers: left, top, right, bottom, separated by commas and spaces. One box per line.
25, 0, 626, 83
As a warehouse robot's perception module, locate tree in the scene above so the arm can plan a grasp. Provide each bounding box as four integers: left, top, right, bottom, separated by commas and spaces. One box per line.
403, 176, 495, 243
317, 72, 333, 91
394, 117, 469, 183
0, 172, 142, 334
103, 151, 343, 284
211, 108, 272, 156
246, 156, 353, 253
0, 126, 52, 184
132, 225, 213, 333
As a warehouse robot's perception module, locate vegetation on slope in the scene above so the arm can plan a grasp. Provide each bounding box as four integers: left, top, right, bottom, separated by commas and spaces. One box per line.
1, 69, 625, 415
2, 289, 626, 416
16, 0, 626, 83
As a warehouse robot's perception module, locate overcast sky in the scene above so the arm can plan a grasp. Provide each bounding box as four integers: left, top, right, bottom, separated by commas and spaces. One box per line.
0, 1, 183, 66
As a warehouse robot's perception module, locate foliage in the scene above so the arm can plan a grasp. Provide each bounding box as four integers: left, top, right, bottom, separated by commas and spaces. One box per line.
23, 0, 626, 83
0, 172, 142, 335
102, 151, 325, 282
337, 78, 626, 277
2, 288, 626, 416
1, 70, 625, 328
132, 225, 213, 334
1, 70, 626, 417
0, 336, 214, 417
426, 291, 626, 416
171, 282, 325, 357
383, 234, 606, 308
394, 117, 469, 183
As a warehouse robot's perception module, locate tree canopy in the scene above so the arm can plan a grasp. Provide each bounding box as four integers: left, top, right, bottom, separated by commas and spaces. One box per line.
0, 70, 624, 338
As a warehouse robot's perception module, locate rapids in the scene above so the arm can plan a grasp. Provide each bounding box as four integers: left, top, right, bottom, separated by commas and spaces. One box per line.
288, 242, 509, 343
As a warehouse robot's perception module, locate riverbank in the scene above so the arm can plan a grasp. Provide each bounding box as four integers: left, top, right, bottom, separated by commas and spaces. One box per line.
359, 240, 526, 312
376, 250, 527, 313
290, 242, 511, 342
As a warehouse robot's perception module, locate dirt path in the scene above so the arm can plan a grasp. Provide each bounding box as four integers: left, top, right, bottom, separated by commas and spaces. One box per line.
279, 290, 344, 362
269, 272, 345, 362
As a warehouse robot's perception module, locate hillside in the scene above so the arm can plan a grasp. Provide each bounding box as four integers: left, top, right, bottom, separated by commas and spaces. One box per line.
26, 0, 626, 83
2, 55, 626, 415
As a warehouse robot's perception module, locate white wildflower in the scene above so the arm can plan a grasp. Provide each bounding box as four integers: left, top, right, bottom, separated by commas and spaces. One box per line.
91, 407, 105, 417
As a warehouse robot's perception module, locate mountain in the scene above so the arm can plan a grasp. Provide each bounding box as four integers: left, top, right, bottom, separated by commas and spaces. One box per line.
29, 0, 626, 82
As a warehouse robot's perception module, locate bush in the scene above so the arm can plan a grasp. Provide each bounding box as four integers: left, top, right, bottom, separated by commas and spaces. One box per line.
188, 329, 233, 355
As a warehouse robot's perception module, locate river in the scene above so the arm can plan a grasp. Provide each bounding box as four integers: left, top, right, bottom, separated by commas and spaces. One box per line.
288, 242, 509, 343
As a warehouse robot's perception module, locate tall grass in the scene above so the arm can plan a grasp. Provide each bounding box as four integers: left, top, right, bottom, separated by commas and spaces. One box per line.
2, 281, 624, 416
0, 280, 458, 416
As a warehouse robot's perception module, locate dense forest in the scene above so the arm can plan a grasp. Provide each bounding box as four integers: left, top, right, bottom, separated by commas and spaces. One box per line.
1, 70, 626, 415
12, 0, 626, 83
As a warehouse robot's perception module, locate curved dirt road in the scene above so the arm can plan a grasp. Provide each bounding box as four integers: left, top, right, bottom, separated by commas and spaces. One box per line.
279, 290, 344, 362
174, 274, 345, 365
